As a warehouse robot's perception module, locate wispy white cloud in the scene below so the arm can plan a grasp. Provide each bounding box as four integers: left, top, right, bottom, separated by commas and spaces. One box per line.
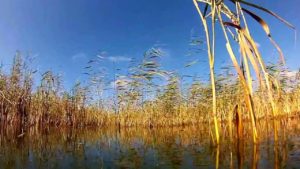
107, 56, 132, 62
153, 41, 168, 48
71, 52, 87, 61
97, 51, 108, 59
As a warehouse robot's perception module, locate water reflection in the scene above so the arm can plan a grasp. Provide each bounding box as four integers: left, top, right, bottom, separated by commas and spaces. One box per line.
0, 120, 299, 169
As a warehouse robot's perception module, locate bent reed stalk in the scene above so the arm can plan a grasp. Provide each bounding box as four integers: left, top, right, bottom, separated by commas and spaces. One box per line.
192, 0, 295, 143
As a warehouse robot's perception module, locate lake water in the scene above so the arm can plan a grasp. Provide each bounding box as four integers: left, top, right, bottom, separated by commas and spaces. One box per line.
0, 119, 299, 169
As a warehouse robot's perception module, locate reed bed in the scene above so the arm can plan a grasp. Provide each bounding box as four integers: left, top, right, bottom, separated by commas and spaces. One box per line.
0, 52, 300, 136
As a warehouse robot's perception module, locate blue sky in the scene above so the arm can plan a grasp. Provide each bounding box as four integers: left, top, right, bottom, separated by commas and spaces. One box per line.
0, 0, 299, 89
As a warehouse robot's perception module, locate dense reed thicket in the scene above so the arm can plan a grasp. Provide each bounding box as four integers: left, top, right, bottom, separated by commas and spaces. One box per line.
0, 51, 299, 129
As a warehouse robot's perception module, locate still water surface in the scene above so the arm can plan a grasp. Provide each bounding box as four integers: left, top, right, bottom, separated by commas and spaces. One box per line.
0, 120, 299, 169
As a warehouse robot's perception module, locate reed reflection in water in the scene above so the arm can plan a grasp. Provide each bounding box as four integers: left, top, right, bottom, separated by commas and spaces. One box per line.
0, 119, 299, 169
